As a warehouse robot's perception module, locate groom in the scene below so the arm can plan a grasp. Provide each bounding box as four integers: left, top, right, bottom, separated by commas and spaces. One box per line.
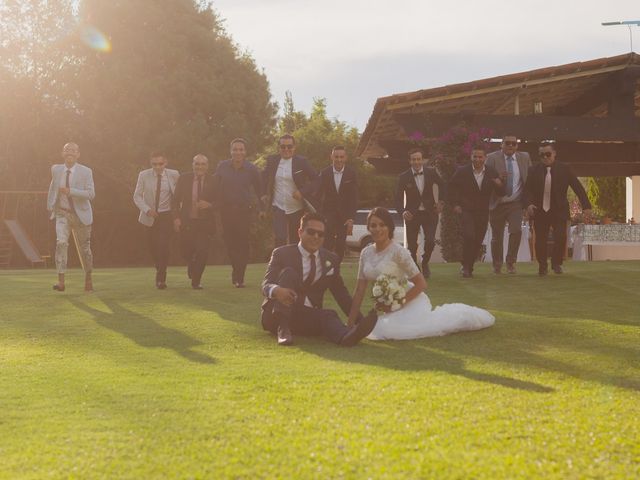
261, 212, 378, 346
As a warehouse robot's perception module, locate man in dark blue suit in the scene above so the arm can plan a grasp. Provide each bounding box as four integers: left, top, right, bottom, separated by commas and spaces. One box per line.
449, 145, 504, 278
261, 212, 377, 346
262, 134, 317, 247
316, 146, 358, 262
395, 148, 446, 278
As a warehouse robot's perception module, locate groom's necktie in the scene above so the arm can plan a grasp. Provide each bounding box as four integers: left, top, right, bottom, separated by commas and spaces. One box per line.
303, 254, 316, 290
542, 167, 552, 212
505, 156, 514, 197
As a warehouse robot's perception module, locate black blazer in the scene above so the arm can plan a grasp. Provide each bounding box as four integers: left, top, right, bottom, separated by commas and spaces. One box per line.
262, 154, 317, 208
261, 244, 353, 326
395, 167, 446, 215
317, 165, 358, 222
448, 164, 504, 212
525, 161, 591, 220
171, 172, 217, 231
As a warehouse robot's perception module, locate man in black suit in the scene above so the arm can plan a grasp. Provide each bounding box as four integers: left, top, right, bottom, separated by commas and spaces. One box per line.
261, 212, 378, 346
262, 134, 317, 247
449, 145, 504, 278
526, 142, 592, 275
172, 154, 217, 289
316, 146, 358, 262
395, 148, 445, 278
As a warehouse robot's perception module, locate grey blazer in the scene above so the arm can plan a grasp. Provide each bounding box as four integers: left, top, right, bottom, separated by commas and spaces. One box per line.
47, 163, 95, 226
133, 167, 180, 226
485, 150, 531, 209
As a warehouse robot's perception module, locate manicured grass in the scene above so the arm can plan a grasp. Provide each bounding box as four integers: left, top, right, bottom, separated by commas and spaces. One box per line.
1, 260, 639, 479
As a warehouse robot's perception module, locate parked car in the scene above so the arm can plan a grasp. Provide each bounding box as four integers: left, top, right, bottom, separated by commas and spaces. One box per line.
346, 209, 405, 250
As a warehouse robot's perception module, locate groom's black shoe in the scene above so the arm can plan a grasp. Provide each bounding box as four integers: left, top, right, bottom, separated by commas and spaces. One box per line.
340, 310, 378, 347
277, 326, 293, 346
552, 264, 563, 274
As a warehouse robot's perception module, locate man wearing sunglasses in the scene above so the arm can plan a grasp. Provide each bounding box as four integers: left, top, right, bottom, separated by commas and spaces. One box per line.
261, 212, 378, 347
525, 142, 591, 275
262, 134, 317, 247
172, 154, 217, 289
133, 151, 180, 289
485, 135, 532, 274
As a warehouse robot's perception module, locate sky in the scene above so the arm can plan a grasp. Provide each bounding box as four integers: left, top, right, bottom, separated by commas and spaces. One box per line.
212, 0, 639, 130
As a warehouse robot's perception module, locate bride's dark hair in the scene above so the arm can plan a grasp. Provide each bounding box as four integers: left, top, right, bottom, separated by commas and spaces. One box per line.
367, 207, 395, 239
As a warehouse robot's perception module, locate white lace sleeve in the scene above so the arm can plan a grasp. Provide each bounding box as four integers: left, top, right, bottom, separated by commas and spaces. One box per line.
394, 244, 420, 278
357, 246, 369, 280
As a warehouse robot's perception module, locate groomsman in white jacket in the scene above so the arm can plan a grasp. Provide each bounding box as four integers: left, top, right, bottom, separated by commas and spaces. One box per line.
47, 142, 95, 292
133, 151, 180, 289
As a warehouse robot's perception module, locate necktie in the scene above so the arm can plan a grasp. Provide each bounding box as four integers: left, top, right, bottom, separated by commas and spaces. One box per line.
542, 167, 552, 212
65, 169, 76, 212
197, 177, 203, 201
304, 253, 316, 289
505, 157, 514, 197
154, 173, 162, 211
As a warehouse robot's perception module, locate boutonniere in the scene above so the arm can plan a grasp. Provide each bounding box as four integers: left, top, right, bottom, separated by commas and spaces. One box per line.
325, 260, 332, 269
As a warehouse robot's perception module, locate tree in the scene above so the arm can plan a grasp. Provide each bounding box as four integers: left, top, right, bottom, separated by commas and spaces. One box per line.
586, 177, 626, 221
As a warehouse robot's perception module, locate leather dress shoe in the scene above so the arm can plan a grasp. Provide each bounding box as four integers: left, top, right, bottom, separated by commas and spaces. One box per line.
506, 263, 516, 274
234, 282, 245, 288
341, 310, 378, 347
461, 269, 473, 278
156, 282, 167, 290
52, 284, 65, 292
493, 265, 502, 274
277, 326, 293, 346
192, 284, 203, 290
538, 267, 548, 276
552, 265, 563, 274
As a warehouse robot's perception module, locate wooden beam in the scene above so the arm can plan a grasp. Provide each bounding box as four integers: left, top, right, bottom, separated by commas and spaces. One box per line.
394, 113, 640, 142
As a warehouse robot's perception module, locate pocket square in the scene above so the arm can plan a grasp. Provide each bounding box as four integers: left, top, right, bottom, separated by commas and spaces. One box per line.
294, 170, 303, 174
325, 268, 335, 276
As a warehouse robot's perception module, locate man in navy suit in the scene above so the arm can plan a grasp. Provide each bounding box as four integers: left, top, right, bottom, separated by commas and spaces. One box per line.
449, 145, 504, 278
261, 212, 377, 346
395, 148, 446, 278
316, 146, 358, 262
172, 154, 217, 289
262, 134, 317, 247
526, 142, 592, 275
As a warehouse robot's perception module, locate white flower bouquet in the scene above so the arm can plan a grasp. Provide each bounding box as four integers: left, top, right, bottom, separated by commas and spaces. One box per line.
371, 274, 407, 313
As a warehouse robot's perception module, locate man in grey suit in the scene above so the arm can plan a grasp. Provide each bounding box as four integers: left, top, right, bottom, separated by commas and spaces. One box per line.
47, 142, 95, 292
485, 135, 531, 274
133, 151, 180, 289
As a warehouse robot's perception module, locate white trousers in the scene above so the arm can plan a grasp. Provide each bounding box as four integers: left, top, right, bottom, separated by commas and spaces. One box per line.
55, 210, 93, 274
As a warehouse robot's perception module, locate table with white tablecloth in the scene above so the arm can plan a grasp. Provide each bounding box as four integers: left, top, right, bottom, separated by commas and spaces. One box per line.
570, 224, 640, 261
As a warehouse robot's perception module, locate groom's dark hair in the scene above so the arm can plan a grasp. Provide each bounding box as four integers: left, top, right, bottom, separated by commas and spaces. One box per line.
300, 212, 326, 229
367, 207, 395, 239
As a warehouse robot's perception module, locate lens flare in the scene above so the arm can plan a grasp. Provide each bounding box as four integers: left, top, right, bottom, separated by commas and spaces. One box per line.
80, 26, 111, 52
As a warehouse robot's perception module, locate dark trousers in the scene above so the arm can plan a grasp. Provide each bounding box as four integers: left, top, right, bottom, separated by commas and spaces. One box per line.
221, 206, 251, 284
533, 210, 567, 269
406, 210, 438, 269
272, 206, 304, 248
324, 212, 348, 261
489, 201, 523, 266
179, 219, 210, 286
461, 210, 489, 272
261, 267, 350, 344
147, 212, 173, 282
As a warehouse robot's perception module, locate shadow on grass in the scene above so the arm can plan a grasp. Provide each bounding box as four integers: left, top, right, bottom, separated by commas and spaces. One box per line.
67, 295, 216, 365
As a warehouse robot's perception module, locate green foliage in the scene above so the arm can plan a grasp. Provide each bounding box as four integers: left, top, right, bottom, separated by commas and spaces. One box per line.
586, 177, 626, 221
2, 263, 640, 478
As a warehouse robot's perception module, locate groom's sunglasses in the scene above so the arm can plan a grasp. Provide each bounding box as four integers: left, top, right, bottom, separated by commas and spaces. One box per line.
304, 227, 325, 238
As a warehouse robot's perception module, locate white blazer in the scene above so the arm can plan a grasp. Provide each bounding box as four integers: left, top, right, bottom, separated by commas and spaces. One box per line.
47, 163, 95, 226
133, 167, 180, 226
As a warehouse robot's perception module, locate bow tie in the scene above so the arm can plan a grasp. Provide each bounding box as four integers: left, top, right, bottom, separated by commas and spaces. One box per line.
413, 171, 423, 176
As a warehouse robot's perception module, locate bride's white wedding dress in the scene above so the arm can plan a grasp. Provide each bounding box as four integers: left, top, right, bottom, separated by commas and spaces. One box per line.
358, 242, 495, 340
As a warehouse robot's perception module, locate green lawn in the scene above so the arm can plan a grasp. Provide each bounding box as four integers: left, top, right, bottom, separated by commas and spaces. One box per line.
1, 261, 639, 479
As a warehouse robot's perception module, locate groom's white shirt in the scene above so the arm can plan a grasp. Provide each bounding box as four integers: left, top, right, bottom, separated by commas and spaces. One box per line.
47, 163, 95, 226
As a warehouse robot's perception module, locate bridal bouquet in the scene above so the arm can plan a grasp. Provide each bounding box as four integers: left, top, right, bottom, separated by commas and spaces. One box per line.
372, 274, 407, 313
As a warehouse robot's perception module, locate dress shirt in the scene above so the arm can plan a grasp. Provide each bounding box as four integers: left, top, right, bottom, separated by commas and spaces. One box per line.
156, 171, 172, 213
473, 166, 486, 189
333, 167, 344, 192
57, 163, 77, 210
412, 169, 425, 210
216, 160, 262, 208
273, 158, 303, 214
500, 154, 522, 203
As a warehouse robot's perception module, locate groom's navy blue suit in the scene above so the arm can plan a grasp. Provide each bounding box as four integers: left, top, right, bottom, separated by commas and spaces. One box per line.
261, 244, 359, 344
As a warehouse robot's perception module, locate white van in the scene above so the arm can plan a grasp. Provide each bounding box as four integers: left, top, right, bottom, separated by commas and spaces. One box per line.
346, 209, 405, 250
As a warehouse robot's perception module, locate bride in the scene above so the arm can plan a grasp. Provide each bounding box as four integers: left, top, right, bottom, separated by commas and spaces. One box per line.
347, 207, 495, 340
